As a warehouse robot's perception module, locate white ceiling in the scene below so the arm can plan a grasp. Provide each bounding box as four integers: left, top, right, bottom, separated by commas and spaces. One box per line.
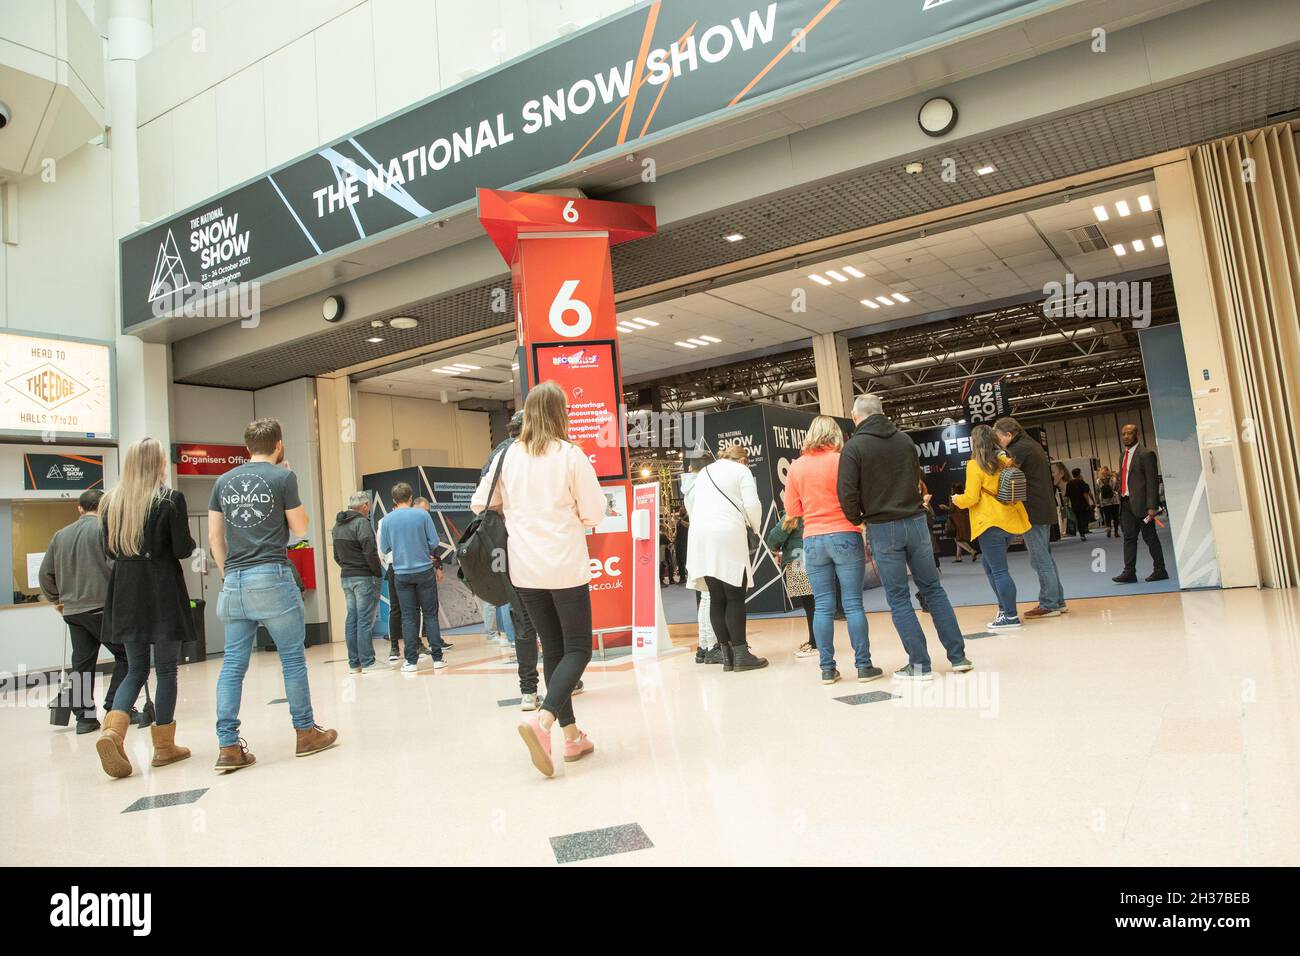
357, 180, 1169, 403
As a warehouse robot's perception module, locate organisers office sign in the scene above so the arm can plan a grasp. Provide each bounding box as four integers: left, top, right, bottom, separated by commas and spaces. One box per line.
119, 0, 1050, 332
0, 331, 114, 440
173, 442, 250, 476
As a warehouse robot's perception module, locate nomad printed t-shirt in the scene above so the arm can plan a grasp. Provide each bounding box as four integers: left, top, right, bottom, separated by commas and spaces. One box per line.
210, 461, 301, 572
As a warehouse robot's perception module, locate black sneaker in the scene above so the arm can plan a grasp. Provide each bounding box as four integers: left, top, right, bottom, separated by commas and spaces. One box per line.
952, 658, 975, 673
695, 647, 707, 663
1145, 570, 1170, 582
437, 641, 454, 650
1112, 573, 1138, 583
857, 666, 883, 683
821, 669, 841, 685
892, 664, 933, 682
75, 716, 101, 735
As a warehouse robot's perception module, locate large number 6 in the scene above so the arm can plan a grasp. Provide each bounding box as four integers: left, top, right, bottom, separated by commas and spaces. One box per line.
549, 279, 593, 337
562, 200, 579, 223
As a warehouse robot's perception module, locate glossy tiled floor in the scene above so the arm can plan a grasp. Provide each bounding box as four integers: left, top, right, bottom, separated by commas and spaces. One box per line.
3, 588, 1298, 866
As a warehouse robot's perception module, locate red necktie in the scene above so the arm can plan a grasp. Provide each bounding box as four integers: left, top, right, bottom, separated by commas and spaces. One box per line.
1121, 450, 1129, 495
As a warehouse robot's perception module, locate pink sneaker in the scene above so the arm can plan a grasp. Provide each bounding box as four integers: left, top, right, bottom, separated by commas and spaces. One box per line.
517, 716, 554, 777
563, 731, 596, 763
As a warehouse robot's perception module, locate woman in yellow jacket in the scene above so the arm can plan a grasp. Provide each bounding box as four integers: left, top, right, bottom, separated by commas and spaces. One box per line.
952, 424, 1031, 629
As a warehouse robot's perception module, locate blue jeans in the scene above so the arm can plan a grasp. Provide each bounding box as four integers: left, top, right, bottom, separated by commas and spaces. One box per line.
481, 599, 515, 644
866, 513, 966, 672
395, 568, 443, 664
1022, 523, 1066, 610
341, 576, 381, 667
215, 564, 314, 747
498, 603, 516, 644
977, 527, 1019, 619
803, 532, 872, 671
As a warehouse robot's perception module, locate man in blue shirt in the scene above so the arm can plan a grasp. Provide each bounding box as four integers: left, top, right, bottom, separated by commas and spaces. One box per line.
377, 482, 446, 672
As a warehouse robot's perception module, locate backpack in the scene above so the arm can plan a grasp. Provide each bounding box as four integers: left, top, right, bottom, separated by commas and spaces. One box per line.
996, 466, 1028, 505
455, 442, 514, 605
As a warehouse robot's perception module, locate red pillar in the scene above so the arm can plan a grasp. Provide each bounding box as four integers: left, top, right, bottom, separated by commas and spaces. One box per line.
477, 189, 657, 650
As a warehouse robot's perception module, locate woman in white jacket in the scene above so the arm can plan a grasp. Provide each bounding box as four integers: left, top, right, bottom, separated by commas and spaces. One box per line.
684, 444, 768, 672
471, 381, 607, 777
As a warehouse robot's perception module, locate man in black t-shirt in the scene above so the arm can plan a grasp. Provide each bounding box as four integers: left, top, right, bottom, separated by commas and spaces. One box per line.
1063, 468, 1095, 541
208, 418, 337, 773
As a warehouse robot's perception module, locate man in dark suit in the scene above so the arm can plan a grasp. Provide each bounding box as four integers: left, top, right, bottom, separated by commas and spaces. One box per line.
1114, 423, 1168, 583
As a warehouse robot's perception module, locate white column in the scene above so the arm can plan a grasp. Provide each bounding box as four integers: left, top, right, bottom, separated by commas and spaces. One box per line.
812, 332, 853, 418
108, 0, 170, 451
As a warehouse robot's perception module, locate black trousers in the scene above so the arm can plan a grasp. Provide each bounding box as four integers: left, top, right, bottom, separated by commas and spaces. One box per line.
1072, 505, 1092, 538
704, 576, 747, 647
1101, 504, 1120, 534
64, 610, 128, 718
508, 594, 540, 695
795, 594, 815, 645
516, 584, 592, 728
1120, 498, 1167, 575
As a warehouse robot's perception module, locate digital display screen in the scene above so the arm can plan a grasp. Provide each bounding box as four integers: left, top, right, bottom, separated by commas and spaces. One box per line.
531, 340, 626, 482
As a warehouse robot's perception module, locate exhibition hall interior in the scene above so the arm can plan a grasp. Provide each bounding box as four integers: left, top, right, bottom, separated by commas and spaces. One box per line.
1, 0, 1299, 889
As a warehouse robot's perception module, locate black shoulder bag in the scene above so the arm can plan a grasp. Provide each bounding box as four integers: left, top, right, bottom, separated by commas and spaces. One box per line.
455, 442, 515, 605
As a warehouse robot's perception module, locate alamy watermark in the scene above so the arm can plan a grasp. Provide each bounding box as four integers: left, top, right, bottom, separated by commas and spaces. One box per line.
1042, 273, 1151, 328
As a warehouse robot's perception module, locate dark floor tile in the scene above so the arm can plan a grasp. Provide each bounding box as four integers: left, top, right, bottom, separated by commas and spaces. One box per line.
963, 631, 995, 640
550, 823, 653, 864
497, 697, 522, 707
834, 691, 899, 705
268, 698, 287, 704
122, 788, 209, 814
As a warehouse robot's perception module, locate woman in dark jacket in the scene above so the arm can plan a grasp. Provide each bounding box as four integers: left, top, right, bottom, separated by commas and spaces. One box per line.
95, 437, 197, 778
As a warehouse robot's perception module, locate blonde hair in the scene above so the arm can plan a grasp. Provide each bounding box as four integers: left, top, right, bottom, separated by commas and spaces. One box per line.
719, 443, 749, 465
803, 416, 843, 452
520, 380, 569, 456
101, 438, 167, 557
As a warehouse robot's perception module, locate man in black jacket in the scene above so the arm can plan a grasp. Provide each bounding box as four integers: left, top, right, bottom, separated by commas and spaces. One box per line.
838, 394, 971, 681
1113, 423, 1168, 583
331, 491, 385, 672
994, 417, 1067, 618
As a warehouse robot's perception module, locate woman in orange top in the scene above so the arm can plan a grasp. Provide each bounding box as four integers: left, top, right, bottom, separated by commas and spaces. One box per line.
783, 416, 880, 685
952, 424, 1031, 629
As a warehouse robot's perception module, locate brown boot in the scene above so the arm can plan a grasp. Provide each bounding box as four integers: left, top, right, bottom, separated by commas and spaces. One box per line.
295, 724, 339, 757
214, 739, 256, 774
149, 721, 191, 767
95, 710, 133, 778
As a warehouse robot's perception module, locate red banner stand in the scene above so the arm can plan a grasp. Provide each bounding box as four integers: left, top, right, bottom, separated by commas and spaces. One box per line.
477, 188, 657, 652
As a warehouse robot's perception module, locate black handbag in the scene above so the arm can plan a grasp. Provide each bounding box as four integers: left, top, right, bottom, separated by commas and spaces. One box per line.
135, 683, 155, 728
456, 442, 515, 606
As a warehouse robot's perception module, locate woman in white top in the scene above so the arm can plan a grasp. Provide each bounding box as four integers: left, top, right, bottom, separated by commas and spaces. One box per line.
684, 444, 768, 672
471, 380, 606, 778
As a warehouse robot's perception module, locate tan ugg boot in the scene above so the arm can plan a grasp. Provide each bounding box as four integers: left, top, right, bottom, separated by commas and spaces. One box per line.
95, 710, 133, 778
149, 721, 191, 767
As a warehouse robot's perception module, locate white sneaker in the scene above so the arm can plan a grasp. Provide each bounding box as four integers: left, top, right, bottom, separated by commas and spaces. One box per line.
794, 643, 817, 659
520, 693, 541, 711
400, 662, 419, 673
387, 653, 400, 663
433, 659, 448, 670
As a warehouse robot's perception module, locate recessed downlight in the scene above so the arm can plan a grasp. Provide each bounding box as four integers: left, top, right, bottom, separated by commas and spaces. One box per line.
842, 266, 865, 278
631, 317, 658, 327
1138, 195, 1153, 212
861, 299, 880, 309
891, 292, 911, 303
390, 316, 418, 329
975, 164, 997, 176
1131, 239, 1145, 253
366, 336, 384, 343
699, 335, 721, 343
826, 270, 849, 283
1113, 244, 1127, 256
674, 341, 697, 349
724, 233, 745, 242
809, 274, 832, 286
618, 322, 641, 332
1092, 205, 1110, 222
1115, 200, 1131, 217
1151, 234, 1165, 248
686, 337, 710, 346
876, 296, 895, 306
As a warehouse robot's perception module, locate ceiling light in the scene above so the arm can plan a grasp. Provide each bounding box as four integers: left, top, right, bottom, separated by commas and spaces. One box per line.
453, 363, 481, 370
1130, 239, 1145, 252
389, 316, 418, 329
826, 270, 849, 282
699, 335, 721, 343
724, 233, 745, 242
1092, 205, 1109, 222
687, 338, 710, 346
1112, 244, 1127, 256
891, 292, 911, 303
1115, 200, 1131, 217
975, 164, 997, 176
809, 274, 831, 286
843, 266, 865, 278
631, 317, 658, 327
1138, 195, 1153, 212
1151, 234, 1165, 248
877, 296, 895, 306
617, 322, 641, 332
366, 336, 384, 343
674, 341, 697, 349
861, 299, 880, 309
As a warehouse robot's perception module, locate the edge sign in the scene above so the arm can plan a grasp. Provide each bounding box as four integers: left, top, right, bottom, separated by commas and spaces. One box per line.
120, 0, 1046, 332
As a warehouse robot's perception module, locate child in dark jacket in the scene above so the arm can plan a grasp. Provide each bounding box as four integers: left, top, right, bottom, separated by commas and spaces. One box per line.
765, 515, 816, 658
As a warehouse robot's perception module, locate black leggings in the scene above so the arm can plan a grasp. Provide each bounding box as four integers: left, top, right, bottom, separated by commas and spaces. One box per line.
516, 584, 592, 728
111, 642, 179, 725
795, 594, 815, 645
704, 576, 747, 646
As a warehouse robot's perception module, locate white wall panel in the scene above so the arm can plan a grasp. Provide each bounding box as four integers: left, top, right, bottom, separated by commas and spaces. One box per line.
262, 34, 319, 168
371, 0, 442, 118
150, 0, 195, 49
137, 112, 175, 224
214, 62, 266, 188
169, 86, 220, 211
314, 4, 376, 144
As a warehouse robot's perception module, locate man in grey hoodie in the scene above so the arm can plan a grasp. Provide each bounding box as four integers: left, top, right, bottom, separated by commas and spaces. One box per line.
39, 490, 129, 734
331, 491, 385, 672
